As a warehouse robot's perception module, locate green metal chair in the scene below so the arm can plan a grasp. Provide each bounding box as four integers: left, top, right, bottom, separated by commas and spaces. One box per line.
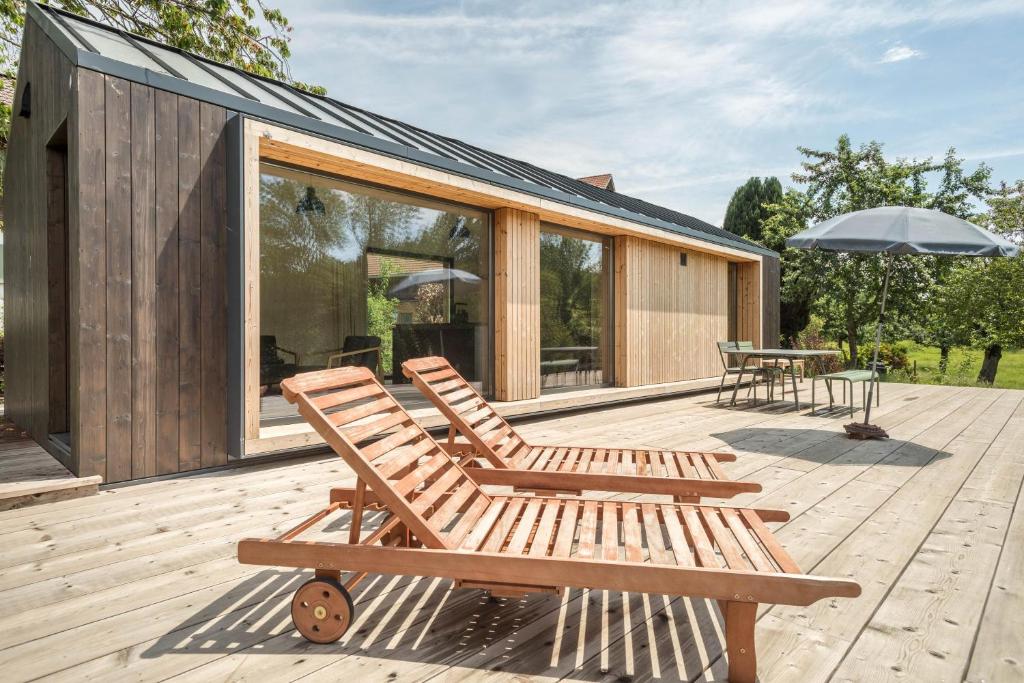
716, 341, 783, 405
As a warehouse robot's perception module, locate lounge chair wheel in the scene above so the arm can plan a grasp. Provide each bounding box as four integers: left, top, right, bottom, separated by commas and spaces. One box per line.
291, 577, 355, 644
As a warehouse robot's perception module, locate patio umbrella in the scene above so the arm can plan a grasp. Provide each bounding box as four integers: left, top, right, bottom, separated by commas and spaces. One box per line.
386, 268, 481, 299
786, 206, 1019, 439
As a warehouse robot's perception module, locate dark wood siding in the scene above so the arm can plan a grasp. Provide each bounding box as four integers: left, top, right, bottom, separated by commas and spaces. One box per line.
762, 254, 781, 348
5, 16, 231, 482
4, 19, 75, 462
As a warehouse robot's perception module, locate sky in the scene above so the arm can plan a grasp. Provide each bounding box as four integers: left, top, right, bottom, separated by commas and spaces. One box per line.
279, 0, 1024, 226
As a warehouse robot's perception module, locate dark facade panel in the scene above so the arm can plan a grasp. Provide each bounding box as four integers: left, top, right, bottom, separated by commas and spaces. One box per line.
762, 254, 781, 348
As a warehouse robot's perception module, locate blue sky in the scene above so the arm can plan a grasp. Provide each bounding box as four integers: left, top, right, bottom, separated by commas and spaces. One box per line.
280, 1, 1024, 225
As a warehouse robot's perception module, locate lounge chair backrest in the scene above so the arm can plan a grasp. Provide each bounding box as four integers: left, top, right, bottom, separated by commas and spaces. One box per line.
402, 357, 528, 469
281, 367, 490, 549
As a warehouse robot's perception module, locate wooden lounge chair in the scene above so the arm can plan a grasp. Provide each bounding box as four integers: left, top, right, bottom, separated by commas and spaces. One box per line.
237, 367, 861, 682
401, 356, 760, 502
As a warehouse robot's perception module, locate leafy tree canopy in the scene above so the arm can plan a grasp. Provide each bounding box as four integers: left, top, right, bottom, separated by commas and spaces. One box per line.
722, 176, 782, 243
761, 135, 991, 365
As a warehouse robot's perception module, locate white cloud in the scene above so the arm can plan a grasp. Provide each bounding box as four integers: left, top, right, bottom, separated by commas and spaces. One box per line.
879, 44, 924, 63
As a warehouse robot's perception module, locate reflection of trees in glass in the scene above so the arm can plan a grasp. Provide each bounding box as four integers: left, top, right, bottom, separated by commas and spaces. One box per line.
540, 233, 602, 348
367, 257, 402, 374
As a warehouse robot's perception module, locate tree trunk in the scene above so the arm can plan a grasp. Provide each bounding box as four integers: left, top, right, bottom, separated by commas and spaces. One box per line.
977, 344, 1002, 385
938, 345, 950, 374
847, 327, 859, 369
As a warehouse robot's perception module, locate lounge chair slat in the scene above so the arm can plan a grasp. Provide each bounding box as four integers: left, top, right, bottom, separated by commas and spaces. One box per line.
445, 493, 492, 547
602, 501, 619, 561
705, 455, 730, 481
661, 505, 695, 567
446, 389, 479, 408
741, 508, 801, 574
622, 503, 643, 563
411, 465, 466, 515
641, 503, 672, 565
461, 499, 508, 550
634, 450, 648, 476
498, 439, 528, 463
431, 377, 465, 394
376, 438, 435, 479
577, 500, 599, 558
394, 453, 450, 495
559, 447, 581, 472
419, 367, 458, 383
430, 480, 480, 532
681, 506, 719, 568
646, 450, 663, 477
551, 499, 579, 557
577, 448, 595, 471
463, 406, 494, 426
723, 508, 774, 572
544, 447, 569, 472
481, 498, 525, 552
329, 397, 395, 427
689, 454, 713, 480
662, 451, 682, 478
309, 382, 380, 410
528, 500, 562, 557
343, 411, 410, 443
362, 425, 423, 461
506, 498, 544, 554
700, 507, 750, 570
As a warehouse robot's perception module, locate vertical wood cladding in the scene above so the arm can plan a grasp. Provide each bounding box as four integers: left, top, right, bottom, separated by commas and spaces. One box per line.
761, 254, 781, 348
494, 207, 540, 401
614, 236, 731, 386
4, 19, 75, 463
736, 261, 762, 349
5, 16, 230, 482
73, 79, 229, 482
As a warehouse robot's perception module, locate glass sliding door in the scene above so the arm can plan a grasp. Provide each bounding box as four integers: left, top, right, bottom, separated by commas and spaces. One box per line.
539, 224, 613, 391
258, 163, 490, 427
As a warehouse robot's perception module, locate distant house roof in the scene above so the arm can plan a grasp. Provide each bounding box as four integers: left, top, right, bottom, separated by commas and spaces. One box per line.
0, 74, 16, 108
577, 174, 616, 192
26, 2, 774, 258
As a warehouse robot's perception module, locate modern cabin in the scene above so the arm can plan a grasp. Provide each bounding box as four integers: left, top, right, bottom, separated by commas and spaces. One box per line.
3, 3, 780, 483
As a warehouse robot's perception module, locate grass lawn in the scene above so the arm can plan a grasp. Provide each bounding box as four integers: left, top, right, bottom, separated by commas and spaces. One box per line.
887, 342, 1024, 390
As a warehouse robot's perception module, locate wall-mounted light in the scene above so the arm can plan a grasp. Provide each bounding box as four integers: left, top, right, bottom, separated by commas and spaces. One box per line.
679, 252, 688, 266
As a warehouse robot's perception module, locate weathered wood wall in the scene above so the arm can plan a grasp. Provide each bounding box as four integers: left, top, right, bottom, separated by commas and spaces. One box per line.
5, 16, 231, 482
4, 19, 74, 460
614, 236, 730, 386
761, 254, 781, 348
493, 207, 540, 401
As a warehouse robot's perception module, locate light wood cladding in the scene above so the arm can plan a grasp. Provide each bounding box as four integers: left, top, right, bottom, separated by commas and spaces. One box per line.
736, 261, 762, 349
494, 208, 540, 401
614, 237, 730, 387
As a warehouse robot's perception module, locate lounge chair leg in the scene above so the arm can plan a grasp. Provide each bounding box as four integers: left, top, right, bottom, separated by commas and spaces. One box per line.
725, 601, 758, 683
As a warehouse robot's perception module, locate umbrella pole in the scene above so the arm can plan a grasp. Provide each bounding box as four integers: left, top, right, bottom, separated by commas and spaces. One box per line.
863, 254, 892, 425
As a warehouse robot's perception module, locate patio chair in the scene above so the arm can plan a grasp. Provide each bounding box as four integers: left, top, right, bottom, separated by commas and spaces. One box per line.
402, 357, 761, 502
716, 341, 784, 404
238, 366, 861, 683
325, 335, 383, 378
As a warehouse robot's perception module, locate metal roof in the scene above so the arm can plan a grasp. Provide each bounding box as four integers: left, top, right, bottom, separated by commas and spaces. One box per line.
28, 2, 775, 258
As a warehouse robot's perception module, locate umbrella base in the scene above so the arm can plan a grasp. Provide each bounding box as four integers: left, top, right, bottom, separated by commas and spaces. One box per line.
844, 422, 889, 440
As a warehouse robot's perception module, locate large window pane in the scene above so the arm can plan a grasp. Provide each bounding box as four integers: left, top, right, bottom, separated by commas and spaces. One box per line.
259, 164, 490, 426
539, 224, 613, 391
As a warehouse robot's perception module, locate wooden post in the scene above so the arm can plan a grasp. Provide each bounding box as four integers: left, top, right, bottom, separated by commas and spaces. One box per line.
493, 207, 540, 401
725, 601, 758, 683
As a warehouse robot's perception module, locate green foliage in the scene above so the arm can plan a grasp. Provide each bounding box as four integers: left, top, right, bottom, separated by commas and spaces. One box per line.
762, 135, 991, 366
366, 257, 401, 375
722, 176, 782, 242
877, 341, 910, 371
889, 342, 1024, 389
539, 232, 604, 349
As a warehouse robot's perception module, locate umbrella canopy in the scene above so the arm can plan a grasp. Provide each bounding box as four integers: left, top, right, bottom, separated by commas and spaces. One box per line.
387, 268, 481, 298
786, 206, 1019, 257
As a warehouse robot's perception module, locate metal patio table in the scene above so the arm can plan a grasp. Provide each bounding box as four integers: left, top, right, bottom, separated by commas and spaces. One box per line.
729, 348, 840, 410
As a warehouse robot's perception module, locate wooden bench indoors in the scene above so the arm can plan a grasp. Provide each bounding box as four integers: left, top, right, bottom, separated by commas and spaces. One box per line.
237, 366, 861, 683
812, 369, 880, 417
402, 356, 760, 502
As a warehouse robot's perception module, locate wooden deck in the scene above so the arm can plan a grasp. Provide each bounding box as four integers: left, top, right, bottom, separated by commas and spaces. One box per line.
0, 419, 101, 510
0, 381, 1021, 682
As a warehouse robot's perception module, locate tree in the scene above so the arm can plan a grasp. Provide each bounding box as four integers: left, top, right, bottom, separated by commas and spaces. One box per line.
933, 180, 1024, 384
723, 176, 782, 242
762, 135, 990, 366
